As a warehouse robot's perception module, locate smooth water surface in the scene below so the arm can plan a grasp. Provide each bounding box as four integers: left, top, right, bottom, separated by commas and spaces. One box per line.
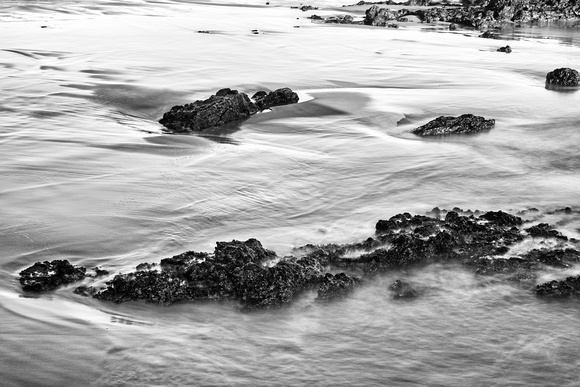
1, 1, 580, 385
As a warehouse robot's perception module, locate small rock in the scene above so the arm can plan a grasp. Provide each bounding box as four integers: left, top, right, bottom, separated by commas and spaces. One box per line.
412, 114, 495, 136
497, 45, 511, 53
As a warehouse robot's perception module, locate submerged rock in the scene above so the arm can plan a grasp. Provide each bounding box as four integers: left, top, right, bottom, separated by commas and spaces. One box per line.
389, 280, 418, 299
412, 114, 495, 136
19, 260, 86, 292
159, 87, 299, 132
546, 68, 580, 87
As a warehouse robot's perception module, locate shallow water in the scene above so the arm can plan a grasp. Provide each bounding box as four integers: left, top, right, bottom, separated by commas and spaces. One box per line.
1, 1, 580, 385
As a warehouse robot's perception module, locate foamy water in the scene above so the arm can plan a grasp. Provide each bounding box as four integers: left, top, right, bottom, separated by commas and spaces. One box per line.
1, 1, 580, 385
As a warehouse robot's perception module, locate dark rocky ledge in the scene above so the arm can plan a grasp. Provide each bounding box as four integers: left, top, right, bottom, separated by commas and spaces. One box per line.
158, 87, 299, 133
19, 208, 580, 309
412, 114, 495, 136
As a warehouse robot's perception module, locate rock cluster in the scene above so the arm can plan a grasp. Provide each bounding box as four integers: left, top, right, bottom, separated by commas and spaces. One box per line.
412, 114, 495, 136
19, 208, 580, 307
417, 0, 580, 28
158, 87, 299, 133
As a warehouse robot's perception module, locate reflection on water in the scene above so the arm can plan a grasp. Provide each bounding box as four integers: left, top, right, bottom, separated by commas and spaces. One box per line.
1, 0, 580, 385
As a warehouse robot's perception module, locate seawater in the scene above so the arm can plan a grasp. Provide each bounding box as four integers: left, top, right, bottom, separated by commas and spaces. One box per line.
1, 1, 580, 385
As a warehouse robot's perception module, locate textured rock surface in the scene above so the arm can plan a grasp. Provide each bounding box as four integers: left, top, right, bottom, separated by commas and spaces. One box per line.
412, 114, 495, 136
159, 87, 299, 132
546, 68, 580, 86
19, 260, 86, 292
20, 208, 580, 308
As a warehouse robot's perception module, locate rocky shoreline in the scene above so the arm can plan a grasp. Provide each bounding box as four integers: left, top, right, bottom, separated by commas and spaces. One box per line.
20, 208, 580, 310
308, 0, 580, 29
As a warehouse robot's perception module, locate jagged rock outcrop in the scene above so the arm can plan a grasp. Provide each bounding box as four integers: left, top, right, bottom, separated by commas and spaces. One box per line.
19, 260, 86, 292
546, 68, 580, 87
158, 87, 299, 133
412, 114, 495, 136
20, 207, 580, 308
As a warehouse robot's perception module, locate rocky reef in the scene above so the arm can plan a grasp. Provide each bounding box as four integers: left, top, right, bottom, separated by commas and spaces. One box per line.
158, 87, 299, 133
412, 114, 495, 136
20, 208, 580, 309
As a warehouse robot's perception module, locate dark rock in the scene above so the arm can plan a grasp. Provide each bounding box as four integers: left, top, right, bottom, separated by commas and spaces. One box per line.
136, 262, 156, 271
159, 89, 258, 133
74, 285, 98, 297
526, 223, 568, 240
364, 5, 409, 26
546, 68, 580, 87
93, 267, 109, 277
479, 210, 523, 227
479, 30, 501, 39
412, 114, 495, 136
159, 87, 299, 132
252, 88, 299, 110
536, 275, 580, 298
299, 5, 318, 11
19, 260, 86, 292
389, 280, 418, 299
316, 273, 360, 302
324, 14, 356, 24
497, 45, 511, 53
449, 23, 457, 30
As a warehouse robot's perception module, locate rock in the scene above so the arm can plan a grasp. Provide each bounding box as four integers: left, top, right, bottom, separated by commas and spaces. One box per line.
449, 23, 457, 30
19, 260, 86, 292
87, 239, 326, 309
159, 88, 258, 132
536, 275, 580, 298
252, 88, 299, 110
546, 68, 580, 87
316, 273, 361, 302
389, 280, 418, 299
479, 210, 522, 227
159, 87, 299, 133
412, 114, 495, 136
526, 223, 568, 240
497, 45, 511, 53
479, 30, 500, 39
22, 207, 580, 308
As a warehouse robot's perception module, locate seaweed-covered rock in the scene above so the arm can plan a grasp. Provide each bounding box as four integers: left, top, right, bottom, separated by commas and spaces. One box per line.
19, 260, 86, 292
389, 280, 418, 299
546, 68, 580, 87
412, 114, 495, 136
316, 273, 360, 302
159, 87, 299, 132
